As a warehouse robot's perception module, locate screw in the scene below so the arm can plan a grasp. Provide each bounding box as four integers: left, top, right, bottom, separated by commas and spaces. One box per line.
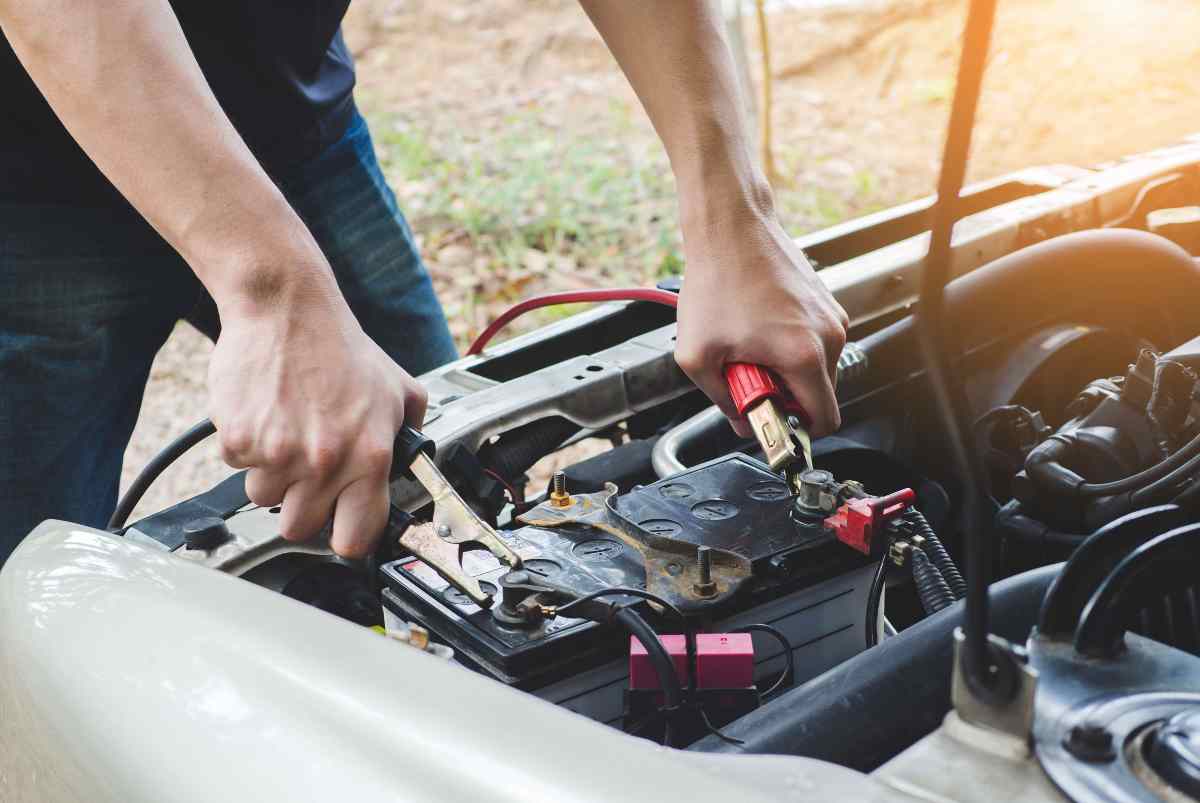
436, 524, 452, 539
550, 470, 571, 507
1063, 723, 1115, 763
694, 546, 717, 597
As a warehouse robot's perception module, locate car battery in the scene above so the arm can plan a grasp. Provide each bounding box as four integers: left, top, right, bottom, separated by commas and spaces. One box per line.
380, 454, 876, 726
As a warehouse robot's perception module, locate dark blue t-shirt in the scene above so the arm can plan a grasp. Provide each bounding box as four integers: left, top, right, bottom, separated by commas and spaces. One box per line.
0, 1, 356, 204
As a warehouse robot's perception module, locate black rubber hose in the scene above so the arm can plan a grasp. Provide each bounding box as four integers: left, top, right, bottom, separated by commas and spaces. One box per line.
477, 416, 578, 485
909, 510, 965, 599
690, 565, 1062, 768
1038, 505, 1184, 639
1074, 522, 1200, 657
865, 554, 890, 648
614, 607, 682, 747
912, 549, 957, 615
108, 418, 217, 530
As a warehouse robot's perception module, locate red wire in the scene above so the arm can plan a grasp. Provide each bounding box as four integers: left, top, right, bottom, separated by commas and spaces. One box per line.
483, 467, 525, 510
466, 288, 679, 356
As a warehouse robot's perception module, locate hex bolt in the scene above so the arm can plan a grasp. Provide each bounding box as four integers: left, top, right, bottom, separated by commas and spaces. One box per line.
694, 545, 717, 597
1063, 723, 1115, 763
550, 470, 571, 508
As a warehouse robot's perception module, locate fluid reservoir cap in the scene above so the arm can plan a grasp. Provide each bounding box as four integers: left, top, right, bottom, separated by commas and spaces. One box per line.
1146, 706, 1200, 796
183, 516, 231, 551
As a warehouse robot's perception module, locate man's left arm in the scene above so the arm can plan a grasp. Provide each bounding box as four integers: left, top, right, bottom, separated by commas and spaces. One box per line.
579, 0, 849, 437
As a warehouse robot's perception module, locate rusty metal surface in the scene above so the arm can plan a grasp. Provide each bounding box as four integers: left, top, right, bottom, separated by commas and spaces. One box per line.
518, 486, 751, 612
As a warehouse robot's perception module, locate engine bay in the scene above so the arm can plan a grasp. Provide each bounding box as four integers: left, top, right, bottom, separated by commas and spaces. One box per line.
115, 131, 1200, 797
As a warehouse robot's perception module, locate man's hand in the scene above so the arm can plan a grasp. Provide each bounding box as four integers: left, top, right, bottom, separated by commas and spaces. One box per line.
0, 1, 422, 557
675, 207, 848, 438
580, 0, 849, 438
208, 271, 426, 559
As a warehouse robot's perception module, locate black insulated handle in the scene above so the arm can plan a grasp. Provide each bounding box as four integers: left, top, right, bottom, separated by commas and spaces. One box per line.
390, 425, 436, 481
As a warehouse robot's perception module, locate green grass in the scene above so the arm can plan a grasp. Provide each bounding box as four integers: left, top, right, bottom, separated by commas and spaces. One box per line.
377, 109, 683, 283
374, 103, 901, 341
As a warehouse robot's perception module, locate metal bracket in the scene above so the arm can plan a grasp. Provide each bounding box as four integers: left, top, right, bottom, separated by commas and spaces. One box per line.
951, 627, 1040, 741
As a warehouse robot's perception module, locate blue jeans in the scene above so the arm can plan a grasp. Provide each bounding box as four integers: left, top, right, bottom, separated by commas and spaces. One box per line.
0, 108, 457, 564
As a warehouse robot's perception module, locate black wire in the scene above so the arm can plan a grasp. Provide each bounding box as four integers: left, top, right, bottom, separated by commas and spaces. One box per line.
108, 418, 217, 530
911, 549, 957, 615
698, 707, 746, 746
558, 585, 697, 745
1131, 448, 1200, 505
614, 607, 682, 747
734, 623, 795, 699
1173, 474, 1200, 508
555, 587, 686, 623
864, 553, 890, 648
1079, 431, 1200, 497
918, 0, 999, 694
909, 509, 966, 600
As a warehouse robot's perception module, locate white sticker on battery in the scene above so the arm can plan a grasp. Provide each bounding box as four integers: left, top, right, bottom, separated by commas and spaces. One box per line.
460, 549, 501, 576
402, 559, 449, 591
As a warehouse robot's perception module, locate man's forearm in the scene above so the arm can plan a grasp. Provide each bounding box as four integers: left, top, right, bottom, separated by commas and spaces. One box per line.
578, 0, 772, 238
0, 0, 332, 311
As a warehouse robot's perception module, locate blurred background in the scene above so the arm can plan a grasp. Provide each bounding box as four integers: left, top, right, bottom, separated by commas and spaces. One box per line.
121, 0, 1200, 519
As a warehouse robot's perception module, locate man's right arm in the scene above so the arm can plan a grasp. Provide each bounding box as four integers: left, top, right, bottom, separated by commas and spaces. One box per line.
0, 1, 425, 558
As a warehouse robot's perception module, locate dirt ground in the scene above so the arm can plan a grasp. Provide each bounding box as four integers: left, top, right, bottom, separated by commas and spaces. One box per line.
120, 0, 1200, 521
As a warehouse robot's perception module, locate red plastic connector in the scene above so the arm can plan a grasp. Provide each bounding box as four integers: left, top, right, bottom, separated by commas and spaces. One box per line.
723, 362, 812, 426
824, 488, 917, 556
629, 633, 755, 690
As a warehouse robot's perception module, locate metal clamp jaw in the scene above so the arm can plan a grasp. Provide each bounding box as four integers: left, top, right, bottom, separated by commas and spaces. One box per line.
388, 426, 523, 608
724, 363, 814, 488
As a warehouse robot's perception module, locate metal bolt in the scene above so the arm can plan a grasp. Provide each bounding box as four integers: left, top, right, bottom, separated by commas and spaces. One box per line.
1063, 723, 1115, 763
550, 470, 571, 507
693, 546, 717, 597
436, 524, 452, 540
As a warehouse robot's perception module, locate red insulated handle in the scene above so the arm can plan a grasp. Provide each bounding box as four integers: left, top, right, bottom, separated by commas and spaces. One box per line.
871, 488, 917, 522
723, 362, 811, 426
